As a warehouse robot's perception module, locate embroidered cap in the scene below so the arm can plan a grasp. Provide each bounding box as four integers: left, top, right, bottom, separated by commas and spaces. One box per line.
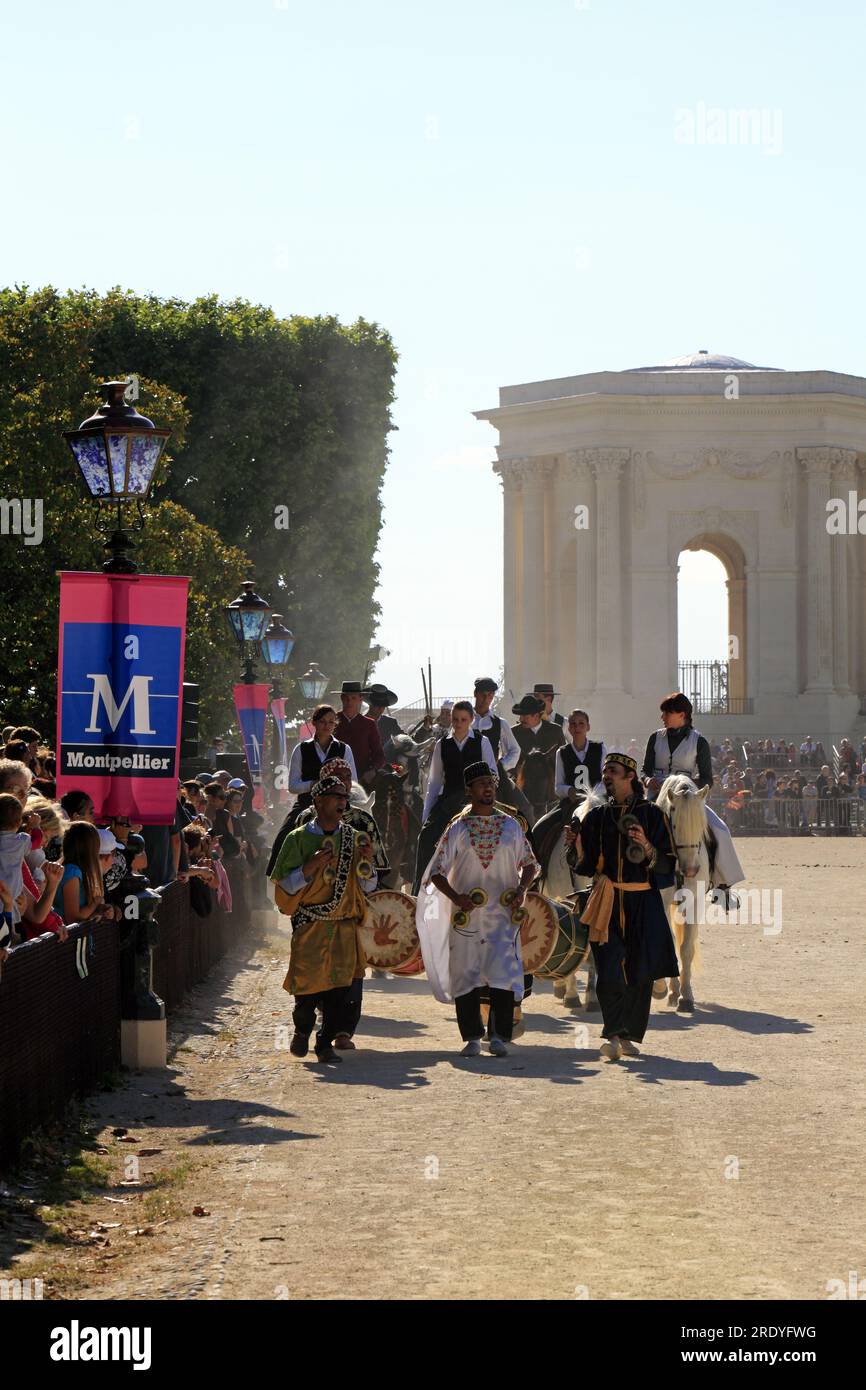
603, 751, 638, 774
311, 774, 350, 800
463, 760, 495, 786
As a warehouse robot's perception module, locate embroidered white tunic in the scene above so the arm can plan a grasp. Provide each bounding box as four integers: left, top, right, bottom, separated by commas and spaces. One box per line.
415, 808, 539, 1004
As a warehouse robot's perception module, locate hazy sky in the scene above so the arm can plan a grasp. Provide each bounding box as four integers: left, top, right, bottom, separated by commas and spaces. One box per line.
4, 0, 864, 709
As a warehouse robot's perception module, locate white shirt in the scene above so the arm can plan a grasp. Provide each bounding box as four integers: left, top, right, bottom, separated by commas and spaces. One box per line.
287, 738, 357, 795
472, 711, 520, 772
554, 739, 607, 798
422, 732, 497, 821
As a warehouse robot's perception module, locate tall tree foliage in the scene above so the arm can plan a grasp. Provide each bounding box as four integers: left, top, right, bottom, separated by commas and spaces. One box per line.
0, 287, 396, 739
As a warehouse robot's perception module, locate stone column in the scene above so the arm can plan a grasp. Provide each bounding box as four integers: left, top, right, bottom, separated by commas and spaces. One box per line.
493, 458, 524, 699
832, 450, 857, 692
591, 449, 630, 691
567, 450, 597, 697
519, 457, 550, 693
798, 448, 836, 691
727, 576, 747, 704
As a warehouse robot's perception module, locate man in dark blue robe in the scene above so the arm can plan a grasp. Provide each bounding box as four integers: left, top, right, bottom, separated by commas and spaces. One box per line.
567, 752, 679, 1059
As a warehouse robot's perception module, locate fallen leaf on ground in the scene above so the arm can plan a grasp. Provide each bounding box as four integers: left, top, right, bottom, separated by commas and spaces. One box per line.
192, 1206, 211, 1217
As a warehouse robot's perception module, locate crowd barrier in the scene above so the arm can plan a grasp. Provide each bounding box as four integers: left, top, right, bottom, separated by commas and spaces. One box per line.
0, 860, 255, 1169
709, 795, 866, 834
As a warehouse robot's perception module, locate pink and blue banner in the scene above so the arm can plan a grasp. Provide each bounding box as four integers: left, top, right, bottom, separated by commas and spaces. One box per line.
270, 696, 289, 803
56, 572, 190, 824
233, 683, 270, 810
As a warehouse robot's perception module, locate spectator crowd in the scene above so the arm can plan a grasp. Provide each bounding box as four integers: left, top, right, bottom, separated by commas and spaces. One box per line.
0, 720, 269, 975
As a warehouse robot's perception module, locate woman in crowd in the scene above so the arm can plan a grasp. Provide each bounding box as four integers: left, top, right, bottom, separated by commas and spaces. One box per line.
55, 822, 119, 924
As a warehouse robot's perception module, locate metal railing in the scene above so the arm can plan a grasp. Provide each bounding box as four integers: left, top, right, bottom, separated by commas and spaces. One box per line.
678, 659, 754, 715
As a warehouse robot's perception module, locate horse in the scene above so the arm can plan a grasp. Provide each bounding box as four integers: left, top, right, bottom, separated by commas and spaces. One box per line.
532, 791, 604, 1010
654, 773, 711, 1012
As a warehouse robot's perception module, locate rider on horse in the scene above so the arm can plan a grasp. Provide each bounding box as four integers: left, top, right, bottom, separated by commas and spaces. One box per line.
642, 691, 743, 902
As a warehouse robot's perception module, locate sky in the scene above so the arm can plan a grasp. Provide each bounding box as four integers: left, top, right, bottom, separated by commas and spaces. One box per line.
3, 0, 865, 707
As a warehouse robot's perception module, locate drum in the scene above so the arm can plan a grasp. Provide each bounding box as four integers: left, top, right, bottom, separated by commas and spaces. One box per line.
391, 943, 425, 977
521, 892, 589, 979
360, 890, 421, 972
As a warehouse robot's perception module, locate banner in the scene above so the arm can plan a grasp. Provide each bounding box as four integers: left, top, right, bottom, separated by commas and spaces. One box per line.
56, 571, 190, 824
233, 683, 270, 810
270, 696, 289, 803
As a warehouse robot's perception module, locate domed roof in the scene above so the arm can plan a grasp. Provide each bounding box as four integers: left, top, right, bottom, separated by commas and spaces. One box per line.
627, 349, 779, 372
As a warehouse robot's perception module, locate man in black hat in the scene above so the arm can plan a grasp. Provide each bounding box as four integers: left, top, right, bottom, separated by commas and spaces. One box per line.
534, 683, 565, 728
511, 694, 566, 826
334, 681, 385, 790
364, 683, 403, 760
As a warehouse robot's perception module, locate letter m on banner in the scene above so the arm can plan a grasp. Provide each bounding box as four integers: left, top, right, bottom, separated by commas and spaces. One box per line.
56, 571, 190, 824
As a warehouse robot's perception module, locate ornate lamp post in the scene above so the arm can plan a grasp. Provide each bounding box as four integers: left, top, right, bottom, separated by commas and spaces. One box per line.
64, 381, 170, 574
225, 580, 271, 684
260, 613, 295, 698
298, 662, 328, 703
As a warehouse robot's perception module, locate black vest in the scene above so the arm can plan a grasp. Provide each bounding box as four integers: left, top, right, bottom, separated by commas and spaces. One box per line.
300, 737, 347, 784
561, 739, 603, 789
441, 733, 485, 797
476, 714, 502, 760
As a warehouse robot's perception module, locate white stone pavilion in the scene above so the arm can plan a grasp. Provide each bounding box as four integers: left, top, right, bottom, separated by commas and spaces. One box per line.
475, 350, 866, 745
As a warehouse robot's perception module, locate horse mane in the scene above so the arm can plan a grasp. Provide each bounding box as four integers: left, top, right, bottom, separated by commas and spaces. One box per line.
574, 789, 607, 823
657, 774, 708, 841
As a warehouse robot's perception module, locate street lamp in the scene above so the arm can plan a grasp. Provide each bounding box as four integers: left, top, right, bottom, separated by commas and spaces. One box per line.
225, 581, 271, 684
64, 381, 171, 574
298, 663, 328, 702
260, 614, 294, 696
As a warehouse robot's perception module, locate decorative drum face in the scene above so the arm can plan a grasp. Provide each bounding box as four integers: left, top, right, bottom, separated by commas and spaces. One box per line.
520, 892, 559, 973
359, 890, 421, 970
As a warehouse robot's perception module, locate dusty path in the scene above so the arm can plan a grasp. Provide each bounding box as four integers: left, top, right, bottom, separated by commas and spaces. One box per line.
4, 837, 864, 1300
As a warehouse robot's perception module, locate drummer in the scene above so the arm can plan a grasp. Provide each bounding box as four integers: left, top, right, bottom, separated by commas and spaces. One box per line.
565, 752, 678, 1061
416, 762, 539, 1057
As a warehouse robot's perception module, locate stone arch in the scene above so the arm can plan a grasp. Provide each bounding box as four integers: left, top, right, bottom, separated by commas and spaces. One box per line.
677, 530, 748, 706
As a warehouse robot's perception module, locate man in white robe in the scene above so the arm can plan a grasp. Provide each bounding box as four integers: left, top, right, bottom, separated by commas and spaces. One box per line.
416, 762, 539, 1057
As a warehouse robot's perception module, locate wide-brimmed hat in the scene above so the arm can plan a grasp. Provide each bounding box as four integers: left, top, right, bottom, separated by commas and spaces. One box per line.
474, 677, 498, 693
533, 683, 560, 696
512, 694, 545, 716
312, 773, 350, 800
331, 680, 364, 695
364, 683, 398, 706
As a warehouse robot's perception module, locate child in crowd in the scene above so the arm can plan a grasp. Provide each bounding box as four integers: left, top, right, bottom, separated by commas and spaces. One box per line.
54, 822, 119, 924
0, 792, 30, 936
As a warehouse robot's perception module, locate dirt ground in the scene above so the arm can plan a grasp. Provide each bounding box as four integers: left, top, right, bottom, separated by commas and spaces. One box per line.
3, 836, 864, 1301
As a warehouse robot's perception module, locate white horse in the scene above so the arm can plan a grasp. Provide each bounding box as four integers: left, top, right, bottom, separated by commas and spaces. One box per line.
535, 792, 604, 1011
655, 774, 711, 1012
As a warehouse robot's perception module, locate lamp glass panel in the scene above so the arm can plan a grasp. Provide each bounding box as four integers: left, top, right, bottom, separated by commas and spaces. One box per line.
240, 607, 269, 642
262, 633, 294, 666
128, 434, 166, 494
71, 435, 111, 497
108, 434, 130, 494
227, 609, 244, 641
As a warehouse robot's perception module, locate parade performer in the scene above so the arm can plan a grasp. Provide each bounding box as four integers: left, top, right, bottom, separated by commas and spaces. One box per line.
412, 700, 497, 892
416, 763, 539, 1057
269, 774, 375, 1064
364, 683, 403, 760
566, 752, 679, 1059
534, 682, 565, 727
641, 692, 743, 899
271, 704, 356, 856
334, 680, 385, 791
471, 676, 533, 822
533, 709, 606, 851
511, 693, 565, 825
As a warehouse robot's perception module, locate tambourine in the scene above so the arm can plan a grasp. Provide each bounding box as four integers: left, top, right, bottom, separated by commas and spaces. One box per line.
510, 907, 527, 924
321, 836, 337, 881
500, 889, 518, 908
355, 833, 373, 853
468, 888, 488, 907
357, 858, 373, 877
452, 909, 470, 928
618, 813, 647, 863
